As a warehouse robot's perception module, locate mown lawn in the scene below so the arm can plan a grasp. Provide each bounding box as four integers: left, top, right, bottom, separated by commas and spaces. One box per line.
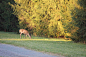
0, 31, 86, 57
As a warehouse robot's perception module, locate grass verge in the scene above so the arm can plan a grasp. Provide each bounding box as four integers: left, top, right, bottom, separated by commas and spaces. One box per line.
0, 31, 86, 57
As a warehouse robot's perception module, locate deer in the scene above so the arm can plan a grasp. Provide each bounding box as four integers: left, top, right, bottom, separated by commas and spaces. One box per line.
19, 29, 31, 39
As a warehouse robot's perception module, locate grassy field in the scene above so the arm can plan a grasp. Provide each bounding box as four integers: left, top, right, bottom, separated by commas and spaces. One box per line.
0, 31, 86, 57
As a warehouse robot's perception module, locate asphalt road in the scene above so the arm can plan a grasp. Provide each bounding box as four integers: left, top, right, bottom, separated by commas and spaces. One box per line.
0, 44, 62, 57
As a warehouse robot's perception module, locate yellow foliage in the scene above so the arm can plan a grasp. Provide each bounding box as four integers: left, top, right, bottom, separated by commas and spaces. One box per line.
33, 33, 37, 36
66, 33, 71, 36
9, 0, 81, 38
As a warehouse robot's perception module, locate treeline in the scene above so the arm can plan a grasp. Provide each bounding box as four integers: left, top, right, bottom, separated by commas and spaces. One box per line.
0, 0, 19, 32
0, 0, 86, 43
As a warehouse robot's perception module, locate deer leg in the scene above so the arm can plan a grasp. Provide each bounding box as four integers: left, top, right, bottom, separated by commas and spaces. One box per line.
20, 33, 21, 38
25, 35, 27, 38
26, 35, 27, 37
24, 35, 26, 38
28, 34, 31, 39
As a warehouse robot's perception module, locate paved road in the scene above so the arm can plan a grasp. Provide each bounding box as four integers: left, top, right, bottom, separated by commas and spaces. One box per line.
0, 44, 62, 57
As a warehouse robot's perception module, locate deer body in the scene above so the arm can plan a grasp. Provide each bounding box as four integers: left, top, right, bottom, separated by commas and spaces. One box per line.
19, 29, 31, 39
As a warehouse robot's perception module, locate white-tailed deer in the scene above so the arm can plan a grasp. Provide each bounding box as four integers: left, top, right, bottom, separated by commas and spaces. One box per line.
19, 29, 31, 39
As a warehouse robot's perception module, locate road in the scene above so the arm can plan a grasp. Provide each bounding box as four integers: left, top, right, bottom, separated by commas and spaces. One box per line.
0, 44, 63, 57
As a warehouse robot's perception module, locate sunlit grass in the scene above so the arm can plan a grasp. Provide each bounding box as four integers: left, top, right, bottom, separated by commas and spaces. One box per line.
0, 39, 71, 41
0, 31, 86, 57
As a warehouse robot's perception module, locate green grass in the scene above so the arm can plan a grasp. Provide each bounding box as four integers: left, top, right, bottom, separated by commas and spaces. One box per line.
0, 31, 86, 57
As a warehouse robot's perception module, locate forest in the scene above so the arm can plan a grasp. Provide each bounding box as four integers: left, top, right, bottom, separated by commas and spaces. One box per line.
0, 0, 86, 43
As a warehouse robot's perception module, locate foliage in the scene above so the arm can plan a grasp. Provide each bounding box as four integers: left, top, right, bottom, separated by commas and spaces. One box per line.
70, 0, 86, 43
0, 0, 19, 32
9, 0, 77, 38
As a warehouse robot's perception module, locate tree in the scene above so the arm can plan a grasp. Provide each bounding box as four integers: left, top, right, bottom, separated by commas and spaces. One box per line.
71, 0, 86, 43
10, 0, 85, 40
0, 0, 19, 32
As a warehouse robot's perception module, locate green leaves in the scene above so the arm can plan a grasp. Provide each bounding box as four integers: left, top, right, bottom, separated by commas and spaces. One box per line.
0, 0, 19, 32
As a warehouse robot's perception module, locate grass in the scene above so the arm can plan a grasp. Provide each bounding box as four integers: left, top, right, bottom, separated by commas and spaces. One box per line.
0, 31, 86, 57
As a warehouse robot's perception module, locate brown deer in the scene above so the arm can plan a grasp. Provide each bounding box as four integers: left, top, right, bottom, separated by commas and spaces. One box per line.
19, 29, 31, 39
